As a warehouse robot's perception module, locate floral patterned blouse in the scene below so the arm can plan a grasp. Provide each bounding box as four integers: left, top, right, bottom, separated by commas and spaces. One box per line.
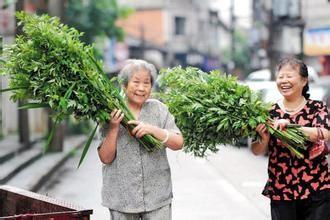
263, 99, 329, 201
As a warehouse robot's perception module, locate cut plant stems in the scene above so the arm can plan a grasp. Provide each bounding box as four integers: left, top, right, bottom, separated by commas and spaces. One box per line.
158, 67, 308, 158
0, 12, 162, 167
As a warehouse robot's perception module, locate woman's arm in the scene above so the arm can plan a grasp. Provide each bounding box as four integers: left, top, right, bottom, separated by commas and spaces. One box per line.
251, 124, 270, 156
299, 127, 328, 142
273, 120, 329, 143
98, 109, 124, 164
128, 120, 184, 151
299, 101, 329, 142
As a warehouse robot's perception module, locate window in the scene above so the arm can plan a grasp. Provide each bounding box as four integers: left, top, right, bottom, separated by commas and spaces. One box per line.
174, 16, 186, 35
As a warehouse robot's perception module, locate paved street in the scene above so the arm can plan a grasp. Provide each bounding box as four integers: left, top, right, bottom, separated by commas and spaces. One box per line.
39, 141, 270, 220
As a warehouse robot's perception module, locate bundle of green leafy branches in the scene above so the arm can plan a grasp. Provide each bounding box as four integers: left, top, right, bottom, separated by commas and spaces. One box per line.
0, 12, 162, 166
158, 67, 307, 158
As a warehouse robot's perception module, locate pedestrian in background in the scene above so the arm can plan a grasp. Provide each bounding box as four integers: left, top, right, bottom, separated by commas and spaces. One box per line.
252, 57, 329, 220
97, 59, 183, 220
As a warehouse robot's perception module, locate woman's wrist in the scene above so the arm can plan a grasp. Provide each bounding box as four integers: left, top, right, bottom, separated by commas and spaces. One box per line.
161, 129, 170, 144
109, 122, 120, 130
258, 138, 267, 146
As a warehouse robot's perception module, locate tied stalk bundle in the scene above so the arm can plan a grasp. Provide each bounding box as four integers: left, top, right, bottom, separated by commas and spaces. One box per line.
158, 67, 307, 158
0, 12, 162, 167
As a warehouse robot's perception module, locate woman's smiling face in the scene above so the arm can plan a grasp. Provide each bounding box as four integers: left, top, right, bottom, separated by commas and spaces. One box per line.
125, 69, 152, 107
276, 64, 307, 100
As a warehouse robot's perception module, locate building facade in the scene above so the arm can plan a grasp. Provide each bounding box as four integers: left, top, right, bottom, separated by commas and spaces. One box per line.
114, 0, 230, 70
251, 0, 330, 76
302, 0, 330, 76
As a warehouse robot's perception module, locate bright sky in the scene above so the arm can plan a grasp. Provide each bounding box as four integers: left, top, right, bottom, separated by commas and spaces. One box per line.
210, 0, 252, 28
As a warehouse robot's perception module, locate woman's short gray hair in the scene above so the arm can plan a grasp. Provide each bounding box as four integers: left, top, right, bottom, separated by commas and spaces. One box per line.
118, 59, 157, 87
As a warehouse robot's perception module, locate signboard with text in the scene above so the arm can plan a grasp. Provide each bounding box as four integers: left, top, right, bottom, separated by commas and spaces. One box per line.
304, 28, 330, 56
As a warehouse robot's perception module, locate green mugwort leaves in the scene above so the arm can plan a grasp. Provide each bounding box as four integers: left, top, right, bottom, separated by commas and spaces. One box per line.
158, 67, 307, 158
0, 12, 162, 166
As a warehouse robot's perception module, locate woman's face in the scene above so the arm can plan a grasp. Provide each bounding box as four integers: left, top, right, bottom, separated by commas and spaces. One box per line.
276, 64, 307, 100
125, 69, 152, 107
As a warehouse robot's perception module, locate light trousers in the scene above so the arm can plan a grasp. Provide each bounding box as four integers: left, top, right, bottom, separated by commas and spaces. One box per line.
110, 204, 171, 220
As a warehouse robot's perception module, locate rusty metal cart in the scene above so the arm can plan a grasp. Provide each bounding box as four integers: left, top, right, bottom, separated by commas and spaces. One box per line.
0, 185, 93, 220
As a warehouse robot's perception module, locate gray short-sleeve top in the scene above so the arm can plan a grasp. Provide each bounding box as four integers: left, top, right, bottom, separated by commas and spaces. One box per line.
99, 99, 181, 213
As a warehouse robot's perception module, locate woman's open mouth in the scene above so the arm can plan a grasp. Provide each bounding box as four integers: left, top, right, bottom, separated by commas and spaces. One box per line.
280, 85, 292, 93
134, 93, 145, 98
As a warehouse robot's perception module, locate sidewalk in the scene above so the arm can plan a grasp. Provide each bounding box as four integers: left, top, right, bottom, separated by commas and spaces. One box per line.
0, 135, 86, 192
39, 142, 270, 220
169, 147, 270, 220
1, 135, 327, 219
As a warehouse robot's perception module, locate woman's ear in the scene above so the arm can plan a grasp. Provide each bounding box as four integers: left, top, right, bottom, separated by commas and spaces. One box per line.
302, 77, 308, 86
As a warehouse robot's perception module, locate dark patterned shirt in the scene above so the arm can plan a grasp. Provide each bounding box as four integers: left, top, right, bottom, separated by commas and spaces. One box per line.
263, 99, 329, 201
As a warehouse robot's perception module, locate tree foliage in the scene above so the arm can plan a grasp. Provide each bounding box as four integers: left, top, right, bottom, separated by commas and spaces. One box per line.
65, 0, 133, 44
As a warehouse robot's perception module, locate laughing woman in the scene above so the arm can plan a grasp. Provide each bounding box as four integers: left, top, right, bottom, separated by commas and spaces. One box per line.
252, 57, 329, 220
97, 59, 183, 220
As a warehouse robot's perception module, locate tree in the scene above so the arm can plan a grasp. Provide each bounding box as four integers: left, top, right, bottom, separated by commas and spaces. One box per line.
16, 0, 30, 148
65, 0, 133, 45
222, 30, 251, 78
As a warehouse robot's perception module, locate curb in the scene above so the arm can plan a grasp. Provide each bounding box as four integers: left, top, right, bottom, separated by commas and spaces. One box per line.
31, 136, 87, 192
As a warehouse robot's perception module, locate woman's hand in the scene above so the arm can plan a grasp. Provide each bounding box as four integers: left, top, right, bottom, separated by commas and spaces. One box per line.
127, 120, 184, 150
273, 119, 290, 131
252, 124, 270, 156
109, 109, 124, 129
98, 109, 124, 164
256, 124, 270, 144
128, 120, 154, 138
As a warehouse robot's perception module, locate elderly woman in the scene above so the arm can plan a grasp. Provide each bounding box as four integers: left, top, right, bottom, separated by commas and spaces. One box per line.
252, 57, 329, 220
97, 59, 183, 220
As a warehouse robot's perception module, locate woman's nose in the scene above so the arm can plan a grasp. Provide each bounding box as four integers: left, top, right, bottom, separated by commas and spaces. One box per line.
137, 83, 145, 90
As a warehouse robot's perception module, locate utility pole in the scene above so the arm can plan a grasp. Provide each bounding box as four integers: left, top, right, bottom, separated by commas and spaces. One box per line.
298, 0, 304, 61
230, 0, 236, 72
269, 0, 305, 80
16, 0, 31, 148
140, 24, 145, 59
46, 0, 66, 152
0, 36, 2, 53
268, 8, 277, 81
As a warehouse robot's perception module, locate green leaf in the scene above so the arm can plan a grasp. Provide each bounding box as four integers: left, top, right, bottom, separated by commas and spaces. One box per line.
0, 87, 27, 93
59, 97, 68, 109
44, 118, 59, 153
64, 82, 76, 99
78, 123, 99, 168
18, 102, 49, 109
